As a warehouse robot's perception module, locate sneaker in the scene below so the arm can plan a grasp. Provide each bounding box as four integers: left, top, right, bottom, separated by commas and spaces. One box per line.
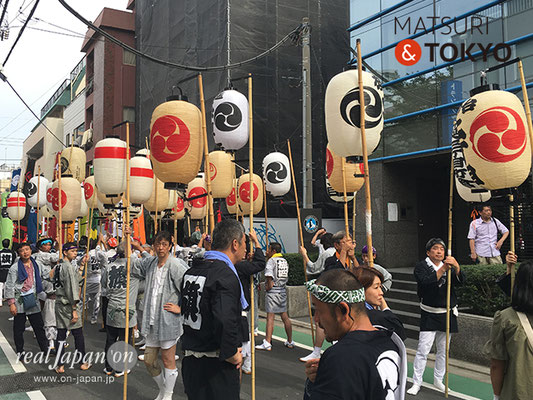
25, 326, 34, 332
90, 319, 97, 325
406, 384, 421, 396
255, 339, 272, 351
134, 330, 140, 339
433, 378, 445, 392
103, 367, 114, 376
174, 355, 179, 360
299, 351, 321, 362
135, 338, 146, 347
8, 316, 14, 321
138, 354, 145, 361
284, 340, 295, 349
114, 369, 131, 377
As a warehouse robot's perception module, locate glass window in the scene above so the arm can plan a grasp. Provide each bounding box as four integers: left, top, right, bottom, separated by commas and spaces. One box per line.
123, 49, 136, 66
123, 107, 135, 123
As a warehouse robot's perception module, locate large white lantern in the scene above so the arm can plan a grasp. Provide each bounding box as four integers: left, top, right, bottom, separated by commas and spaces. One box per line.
452, 89, 531, 190
326, 146, 364, 193
94, 138, 127, 196
325, 69, 383, 157
237, 174, 263, 215
455, 178, 491, 203
262, 152, 291, 197
51, 176, 81, 222
60, 146, 86, 183
207, 151, 234, 198
186, 176, 207, 220
130, 156, 154, 206
83, 176, 98, 209
136, 148, 150, 158
212, 89, 249, 151
27, 175, 49, 208
7, 192, 26, 221
144, 178, 169, 213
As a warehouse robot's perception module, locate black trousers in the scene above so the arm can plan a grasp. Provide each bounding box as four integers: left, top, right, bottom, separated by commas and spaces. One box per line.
101, 296, 109, 328
55, 327, 85, 366
13, 312, 48, 354
104, 325, 133, 371
182, 356, 240, 400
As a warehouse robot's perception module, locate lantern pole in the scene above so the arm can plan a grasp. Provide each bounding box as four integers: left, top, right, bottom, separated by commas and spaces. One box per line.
445, 157, 454, 398
356, 39, 373, 268
154, 178, 158, 234
36, 166, 41, 239
123, 122, 133, 400
58, 153, 63, 252
263, 180, 269, 248
510, 194, 516, 297
198, 74, 215, 235
235, 166, 240, 221
16, 188, 21, 243
287, 139, 315, 344
81, 197, 95, 326
247, 73, 257, 400
352, 192, 356, 241
518, 60, 533, 153
341, 157, 350, 238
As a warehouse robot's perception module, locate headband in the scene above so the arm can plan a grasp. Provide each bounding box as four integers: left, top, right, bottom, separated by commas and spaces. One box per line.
39, 239, 52, 246
62, 244, 77, 251
305, 279, 365, 304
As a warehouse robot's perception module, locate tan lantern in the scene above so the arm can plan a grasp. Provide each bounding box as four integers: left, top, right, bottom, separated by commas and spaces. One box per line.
7, 192, 26, 221
150, 95, 203, 190
207, 150, 234, 198
326, 145, 364, 193
97, 190, 122, 209
130, 205, 143, 219
83, 176, 98, 209
171, 196, 186, 220
144, 178, 169, 213
186, 175, 207, 220
60, 146, 86, 183
325, 69, 383, 157
455, 177, 491, 203
452, 89, 531, 190
237, 174, 263, 215
225, 180, 241, 214
51, 176, 81, 222
93, 137, 127, 196
46, 181, 54, 210
27, 175, 49, 208
130, 156, 154, 206
326, 177, 355, 203
97, 200, 114, 218
78, 185, 88, 218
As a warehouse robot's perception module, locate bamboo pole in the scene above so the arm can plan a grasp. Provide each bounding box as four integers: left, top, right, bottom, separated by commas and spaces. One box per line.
36, 166, 41, 239
263, 180, 269, 248
81, 206, 94, 325
445, 157, 454, 398
352, 192, 356, 241
123, 123, 133, 400
58, 155, 63, 251
518, 60, 533, 153
510, 194, 516, 297
198, 74, 215, 235
341, 157, 350, 236
287, 139, 315, 343
247, 73, 256, 400
154, 178, 158, 234
356, 39, 373, 268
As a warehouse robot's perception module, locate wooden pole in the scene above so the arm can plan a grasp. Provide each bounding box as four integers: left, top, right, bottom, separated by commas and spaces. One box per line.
287, 139, 315, 343
356, 39, 373, 268
263, 180, 269, 248
123, 123, 133, 400
81, 206, 94, 326
445, 157, 454, 398
58, 155, 63, 251
518, 60, 533, 153
198, 74, 215, 235
352, 192, 356, 241
510, 194, 516, 297
341, 157, 350, 236
36, 166, 41, 239
154, 178, 158, 234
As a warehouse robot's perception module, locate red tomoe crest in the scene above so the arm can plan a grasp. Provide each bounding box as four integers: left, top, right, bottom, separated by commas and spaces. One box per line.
188, 187, 207, 208
469, 106, 527, 163
84, 182, 94, 200
151, 115, 191, 163
175, 197, 184, 212
226, 187, 236, 206
209, 162, 217, 181
50, 188, 67, 211
239, 181, 259, 203
326, 148, 334, 179
47, 188, 54, 203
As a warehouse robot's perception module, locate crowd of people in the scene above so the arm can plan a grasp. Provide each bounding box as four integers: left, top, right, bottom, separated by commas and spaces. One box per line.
0, 202, 530, 399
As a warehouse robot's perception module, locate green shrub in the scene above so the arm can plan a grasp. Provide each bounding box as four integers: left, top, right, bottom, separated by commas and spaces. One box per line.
456, 263, 512, 317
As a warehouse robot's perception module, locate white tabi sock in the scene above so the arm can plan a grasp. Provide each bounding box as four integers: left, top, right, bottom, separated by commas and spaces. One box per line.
313, 346, 321, 355
152, 372, 165, 400
163, 368, 178, 398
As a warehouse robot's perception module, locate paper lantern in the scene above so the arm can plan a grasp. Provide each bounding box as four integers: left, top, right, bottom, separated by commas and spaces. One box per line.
326, 145, 364, 193
186, 176, 207, 220
144, 178, 169, 213
40, 205, 51, 219
51, 176, 81, 222
46, 181, 54, 210
97, 200, 114, 218
171, 196, 186, 220
136, 148, 150, 158
325, 69, 383, 157
130, 156, 154, 206
225, 180, 241, 215
455, 177, 491, 203
326, 177, 355, 203
262, 152, 291, 197
166, 189, 177, 211
130, 205, 143, 219
60, 146, 86, 182
27, 175, 49, 208
97, 191, 122, 209
237, 174, 263, 215
78, 185, 88, 217
7, 192, 26, 221
207, 151, 234, 198
150, 96, 203, 189
452, 90, 531, 190
93, 138, 127, 196
83, 176, 98, 209
212, 89, 249, 151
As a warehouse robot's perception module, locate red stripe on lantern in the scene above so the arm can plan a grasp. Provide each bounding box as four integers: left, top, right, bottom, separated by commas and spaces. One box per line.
131, 167, 154, 178
7, 199, 26, 206
94, 146, 127, 159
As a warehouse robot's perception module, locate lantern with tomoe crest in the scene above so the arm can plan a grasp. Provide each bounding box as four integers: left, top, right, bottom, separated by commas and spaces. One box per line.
326, 145, 364, 193
225, 180, 241, 215
186, 175, 208, 220
207, 151, 234, 198
237, 174, 263, 215
262, 152, 291, 197
51, 176, 81, 222
83, 176, 97, 209
212, 89, 249, 151
325, 69, 383, 157
27, 175, 49, 208
60, 146, 86, 183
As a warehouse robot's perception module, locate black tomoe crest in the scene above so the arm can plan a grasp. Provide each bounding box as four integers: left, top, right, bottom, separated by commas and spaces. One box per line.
214, 102, 242, 132
339, 86, 383, 129
265, 161, 288, 184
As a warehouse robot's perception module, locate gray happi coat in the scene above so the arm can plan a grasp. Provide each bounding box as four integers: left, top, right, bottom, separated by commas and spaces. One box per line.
134, 253, 188, 341
4, 258, 44, 315
54, 259, 83, 330
34, 251, 59, 294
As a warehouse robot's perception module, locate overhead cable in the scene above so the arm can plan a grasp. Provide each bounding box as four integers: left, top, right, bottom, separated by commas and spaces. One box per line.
3, 0, 40, 65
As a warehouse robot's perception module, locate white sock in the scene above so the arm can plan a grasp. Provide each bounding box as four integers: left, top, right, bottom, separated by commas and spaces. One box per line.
164, 368, 178, 395
313, 346, 321, 354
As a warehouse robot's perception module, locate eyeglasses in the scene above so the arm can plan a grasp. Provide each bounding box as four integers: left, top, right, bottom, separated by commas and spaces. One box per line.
154, 242, 170, 248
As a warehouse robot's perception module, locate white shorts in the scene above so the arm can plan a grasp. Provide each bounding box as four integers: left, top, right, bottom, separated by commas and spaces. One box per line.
145, 333, 178, 350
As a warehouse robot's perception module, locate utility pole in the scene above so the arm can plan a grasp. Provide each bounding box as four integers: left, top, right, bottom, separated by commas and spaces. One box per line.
301, 17, 313, 208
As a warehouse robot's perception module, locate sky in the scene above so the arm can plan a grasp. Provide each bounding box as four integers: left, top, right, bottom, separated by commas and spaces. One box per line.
0, 0, 129, 167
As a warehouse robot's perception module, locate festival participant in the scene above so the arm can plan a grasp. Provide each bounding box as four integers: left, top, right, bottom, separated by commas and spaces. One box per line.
352, 267, 406, 340
407, 238, 464, 395
303, 269, 406, 399
256, 242, 294, 351
311, 228, 327, 255
53, 242, 90, 373
323, 231, 358, 272
468, 204, 509, 265
0, 238, 16, 306
130, 229, 188, 400
34, 238, 59, 304
5, 242, 48, 358
181, 219, 247, 400
86, 236, 108, 325
235, 230, 266, 375
360, 246, 393, 292
484, 258, 533, 400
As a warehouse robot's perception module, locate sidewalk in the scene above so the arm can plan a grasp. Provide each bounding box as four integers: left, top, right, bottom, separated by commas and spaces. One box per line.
261, 311, 493, 400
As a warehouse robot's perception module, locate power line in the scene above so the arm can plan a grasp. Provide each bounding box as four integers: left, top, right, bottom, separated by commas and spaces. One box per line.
0, 0, 9, 27
7, 0, 34, 25
3, 0, 40, 65
58, 0, 305, 72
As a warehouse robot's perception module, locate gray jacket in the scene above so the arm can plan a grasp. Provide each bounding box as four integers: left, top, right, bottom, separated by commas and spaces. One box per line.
4, 259, 44, 315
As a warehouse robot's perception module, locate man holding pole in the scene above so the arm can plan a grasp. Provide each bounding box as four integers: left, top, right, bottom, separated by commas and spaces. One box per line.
407, 238, 464, 395
323, 231, 358, 272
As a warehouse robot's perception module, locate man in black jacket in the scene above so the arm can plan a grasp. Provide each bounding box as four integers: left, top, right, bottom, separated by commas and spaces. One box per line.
181, 219, 248, 400
407, 238, 464, 396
